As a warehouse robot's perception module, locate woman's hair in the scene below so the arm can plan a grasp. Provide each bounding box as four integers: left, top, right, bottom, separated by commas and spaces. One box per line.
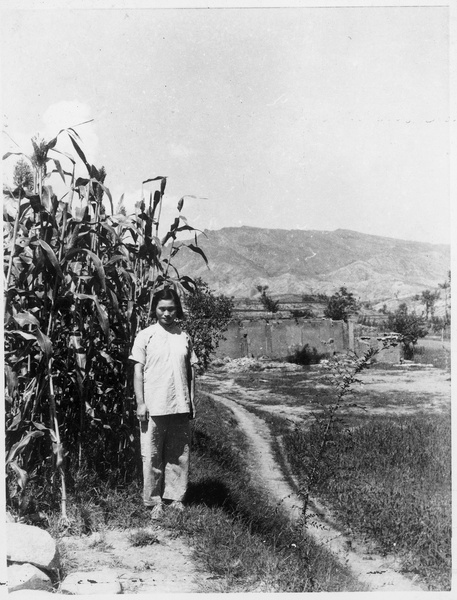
151, 287, 184, 319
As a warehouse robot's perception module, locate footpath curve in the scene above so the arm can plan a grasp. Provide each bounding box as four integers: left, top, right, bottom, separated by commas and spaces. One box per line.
203, 390, 425, 593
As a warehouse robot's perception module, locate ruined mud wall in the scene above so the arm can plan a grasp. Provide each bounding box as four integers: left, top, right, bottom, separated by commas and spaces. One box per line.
215, 318, 347, 359
215, 317, 401, 363
354, 336, 402, 363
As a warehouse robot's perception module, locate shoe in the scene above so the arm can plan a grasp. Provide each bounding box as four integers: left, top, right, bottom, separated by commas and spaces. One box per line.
169, 501, 184, 512
149, 503, 164, 520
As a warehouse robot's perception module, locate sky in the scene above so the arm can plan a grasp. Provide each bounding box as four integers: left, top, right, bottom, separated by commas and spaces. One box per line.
0, 1, 452, 245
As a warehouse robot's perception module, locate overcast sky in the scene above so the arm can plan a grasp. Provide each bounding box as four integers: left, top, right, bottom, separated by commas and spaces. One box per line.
1, 1, 451, 244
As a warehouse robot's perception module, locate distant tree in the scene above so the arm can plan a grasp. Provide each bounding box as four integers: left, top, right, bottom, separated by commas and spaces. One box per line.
418, 289, 440, 320
438, 271, 451, 326
323, 287, 359, 322
256, 285, 280, 313
183, 278, 234, 370
378, 304, 388, 315
386, 303, 428, 359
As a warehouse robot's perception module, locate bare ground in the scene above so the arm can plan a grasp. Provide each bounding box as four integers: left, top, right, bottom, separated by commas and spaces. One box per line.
59, 523, 213, 594
203, 362, 451, 421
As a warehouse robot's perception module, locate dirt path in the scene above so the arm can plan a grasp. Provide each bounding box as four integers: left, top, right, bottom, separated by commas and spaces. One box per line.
203, 389, 426, 592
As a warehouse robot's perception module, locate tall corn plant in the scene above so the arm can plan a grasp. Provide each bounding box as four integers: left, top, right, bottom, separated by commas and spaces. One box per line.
3, 126, 206, 520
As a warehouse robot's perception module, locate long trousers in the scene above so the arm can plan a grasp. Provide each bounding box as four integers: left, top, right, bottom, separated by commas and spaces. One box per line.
140, 413, 190, 506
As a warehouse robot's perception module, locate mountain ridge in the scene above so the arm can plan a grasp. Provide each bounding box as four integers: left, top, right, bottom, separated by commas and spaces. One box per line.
173, 227, 450, 302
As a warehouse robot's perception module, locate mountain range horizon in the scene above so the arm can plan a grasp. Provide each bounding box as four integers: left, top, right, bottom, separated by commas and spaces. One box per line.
173, 226, 450, 305
198, 225, 449, 248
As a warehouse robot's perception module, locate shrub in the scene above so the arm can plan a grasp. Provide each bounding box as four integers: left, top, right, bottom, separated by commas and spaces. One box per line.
256, 285, 280, 313
183, 278, 234, 370
287, 344, 325, 365
323, 287, 359, 322
386, 303, 428, 358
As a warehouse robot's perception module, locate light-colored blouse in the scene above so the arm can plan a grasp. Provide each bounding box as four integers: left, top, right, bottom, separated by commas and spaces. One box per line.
129, 323, 198, 417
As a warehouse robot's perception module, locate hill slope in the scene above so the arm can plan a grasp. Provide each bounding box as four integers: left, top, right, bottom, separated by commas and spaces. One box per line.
173, 227, 450, 302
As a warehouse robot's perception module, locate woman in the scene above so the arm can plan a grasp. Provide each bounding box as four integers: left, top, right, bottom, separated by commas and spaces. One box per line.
129, 287, 198, 518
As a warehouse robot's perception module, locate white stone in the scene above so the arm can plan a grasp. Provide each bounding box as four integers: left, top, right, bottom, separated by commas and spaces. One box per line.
8, 563, 53, 593
60, 569, 122, 595
6, 523, 60, 570
9, 591, 57, 598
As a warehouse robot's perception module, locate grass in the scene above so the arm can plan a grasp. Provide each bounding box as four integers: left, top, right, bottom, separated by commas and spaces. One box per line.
285, 415, 451, 590
128, 529, 159, 547
87, 531, 113, 551
413, 343, 450, 370
227, 366, 452, 591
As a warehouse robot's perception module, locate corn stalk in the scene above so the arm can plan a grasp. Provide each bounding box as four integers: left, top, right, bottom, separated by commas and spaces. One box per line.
3, 125, 208, 520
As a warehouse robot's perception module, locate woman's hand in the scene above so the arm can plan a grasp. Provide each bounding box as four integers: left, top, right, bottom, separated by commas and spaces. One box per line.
136, 403, 149, 422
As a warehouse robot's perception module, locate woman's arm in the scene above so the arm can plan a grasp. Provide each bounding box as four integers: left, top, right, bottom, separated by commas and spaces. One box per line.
133, 362, 148, 421
187, 360, 196, 419
189, 365, 195, 404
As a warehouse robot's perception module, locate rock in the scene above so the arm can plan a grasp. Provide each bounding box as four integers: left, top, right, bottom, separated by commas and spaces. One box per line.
60, 569, 122, 595
8, 563, 53, 593
9, 592, 58, 598
6, 523, 60, 570
9, 592, 57, 599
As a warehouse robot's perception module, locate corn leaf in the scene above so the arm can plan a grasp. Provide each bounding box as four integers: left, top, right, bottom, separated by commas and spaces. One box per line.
2, 151, 28, 161
50, 147, 77, 165
64, 248, 106, 291
68, 135, 90, 172
151, 190, 162, 220
75, 293, 109, 338
35, 328, 53, 359
104, 254, 129, 268
177, 275, 197, 293
142, 176, 167, 184
7, 430, 45, 464
38, 240, 65, 279
8, 461, 28, 490
6, 330, 38, 341
12, 311, 40, 327
186, 244, 209, 267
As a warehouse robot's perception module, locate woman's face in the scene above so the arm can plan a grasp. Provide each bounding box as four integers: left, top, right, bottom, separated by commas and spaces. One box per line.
156, 299, 178, 329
